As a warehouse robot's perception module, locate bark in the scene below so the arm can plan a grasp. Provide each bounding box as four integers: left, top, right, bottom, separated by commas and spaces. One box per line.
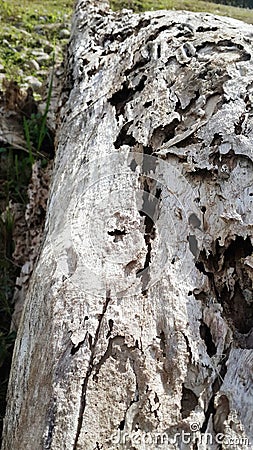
2, 1, 253, 449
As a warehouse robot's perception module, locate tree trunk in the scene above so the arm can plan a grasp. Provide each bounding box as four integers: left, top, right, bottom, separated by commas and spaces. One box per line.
2, 1, 253, 449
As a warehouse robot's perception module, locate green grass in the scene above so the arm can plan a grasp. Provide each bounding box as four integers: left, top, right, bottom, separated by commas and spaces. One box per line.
0, 0, 73, 84
110, 0, 253, 23
0, 0, 73, 22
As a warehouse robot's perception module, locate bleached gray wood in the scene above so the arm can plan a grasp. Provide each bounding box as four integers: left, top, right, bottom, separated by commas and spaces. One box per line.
2, 1, 253, 449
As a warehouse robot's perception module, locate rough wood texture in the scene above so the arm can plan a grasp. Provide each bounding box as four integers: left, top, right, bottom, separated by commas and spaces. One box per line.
2, 1, 253, 449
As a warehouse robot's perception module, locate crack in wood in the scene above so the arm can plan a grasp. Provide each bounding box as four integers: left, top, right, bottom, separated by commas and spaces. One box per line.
73, 291, 111, 449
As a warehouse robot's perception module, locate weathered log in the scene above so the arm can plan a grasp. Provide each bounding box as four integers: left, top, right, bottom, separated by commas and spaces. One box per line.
2, 1, 253, 449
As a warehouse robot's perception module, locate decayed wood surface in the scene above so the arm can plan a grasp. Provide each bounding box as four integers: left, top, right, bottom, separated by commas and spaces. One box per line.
2, 1, 253, 449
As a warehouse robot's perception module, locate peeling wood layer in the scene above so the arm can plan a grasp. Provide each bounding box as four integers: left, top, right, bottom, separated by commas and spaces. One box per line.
2, 1, 253, 449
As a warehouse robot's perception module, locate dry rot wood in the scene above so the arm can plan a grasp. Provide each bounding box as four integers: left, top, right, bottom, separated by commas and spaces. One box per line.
2, 1, 253, 449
